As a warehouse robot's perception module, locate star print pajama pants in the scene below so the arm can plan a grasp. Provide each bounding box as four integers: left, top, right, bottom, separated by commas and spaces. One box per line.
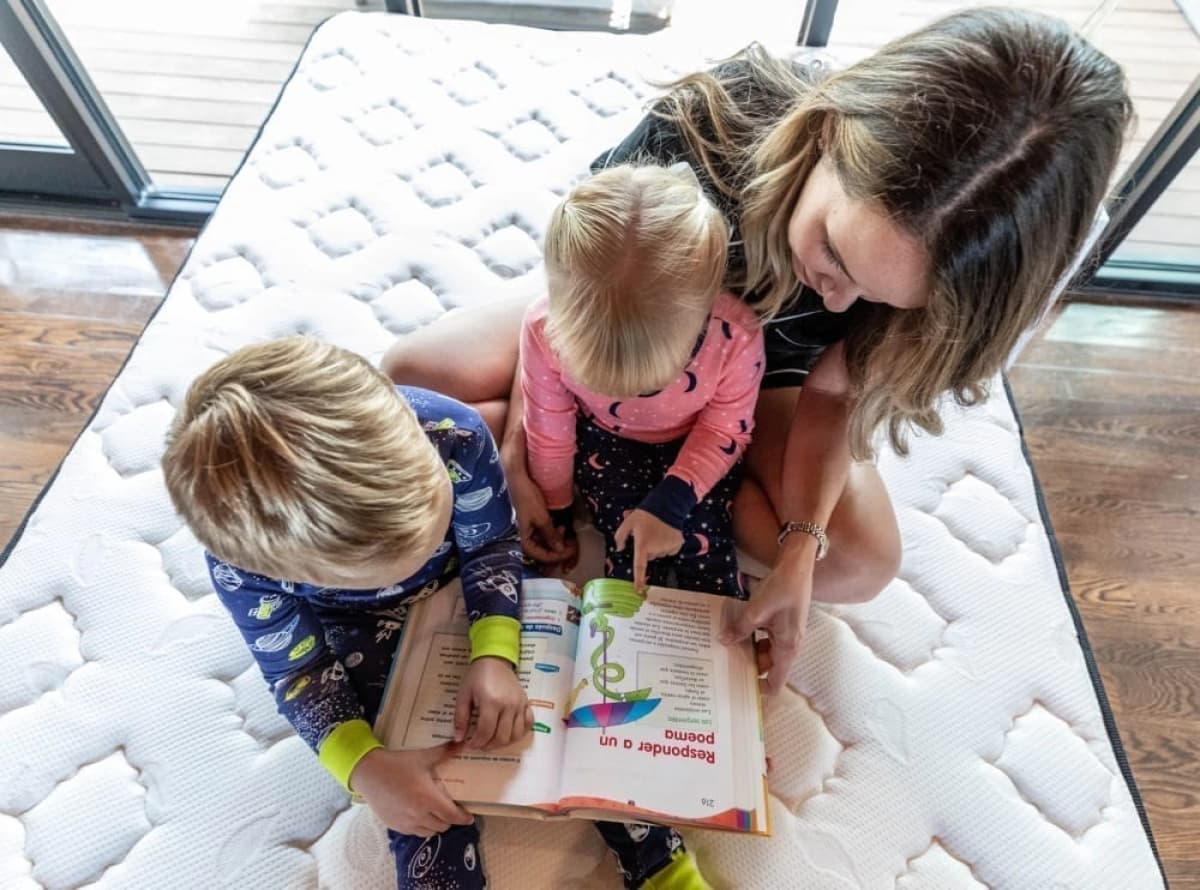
574, 415, 748, 599
313, 585, 687, 890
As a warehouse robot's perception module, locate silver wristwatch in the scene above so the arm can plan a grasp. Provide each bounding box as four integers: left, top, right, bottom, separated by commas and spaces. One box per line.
777, 521, 829, 560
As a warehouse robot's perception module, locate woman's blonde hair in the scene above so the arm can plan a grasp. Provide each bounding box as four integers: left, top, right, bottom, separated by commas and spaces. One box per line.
655, 8, 1133, 457
543, 163, 729, 397
161, 336, 446, 580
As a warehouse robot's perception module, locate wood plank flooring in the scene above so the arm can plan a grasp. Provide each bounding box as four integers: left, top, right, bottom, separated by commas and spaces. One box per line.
1009, 299, 1200, 888
0, 219, 1196, 885
0, 218, 192, 548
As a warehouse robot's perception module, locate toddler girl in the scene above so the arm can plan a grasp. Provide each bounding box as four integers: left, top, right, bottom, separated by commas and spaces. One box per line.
522, 163, 765, 596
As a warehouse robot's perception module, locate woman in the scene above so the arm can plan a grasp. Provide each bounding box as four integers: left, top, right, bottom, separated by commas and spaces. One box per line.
384, 8, 1132, 693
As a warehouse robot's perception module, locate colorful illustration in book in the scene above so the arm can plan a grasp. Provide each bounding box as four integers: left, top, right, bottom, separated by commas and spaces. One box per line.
564, 678, 589, 718
566, 580, 661, 733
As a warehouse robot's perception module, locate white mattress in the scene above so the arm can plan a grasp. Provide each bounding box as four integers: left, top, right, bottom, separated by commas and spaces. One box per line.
0, 12, 1165, 890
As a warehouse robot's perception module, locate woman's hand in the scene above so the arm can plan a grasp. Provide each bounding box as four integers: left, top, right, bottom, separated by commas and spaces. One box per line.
721, 538, 817, 694
350, 746, 474, 837
454, 656, 534, 750
614, 509, 684, 592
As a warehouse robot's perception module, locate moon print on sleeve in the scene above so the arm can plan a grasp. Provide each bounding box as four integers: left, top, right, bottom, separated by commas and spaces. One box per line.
608, 401, 622, 418
719, 437, 738, 455
683, 370, 698, 393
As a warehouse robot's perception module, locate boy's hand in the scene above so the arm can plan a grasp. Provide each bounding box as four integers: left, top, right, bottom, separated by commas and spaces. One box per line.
455, 656, 533, 750
350, 746, 473, 837
614, 509, 684, 592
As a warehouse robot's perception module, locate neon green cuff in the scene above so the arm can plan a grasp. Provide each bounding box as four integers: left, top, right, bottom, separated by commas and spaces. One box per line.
317, 719, 383, 793
468, 615, 521, 667
643, 851, 713, 890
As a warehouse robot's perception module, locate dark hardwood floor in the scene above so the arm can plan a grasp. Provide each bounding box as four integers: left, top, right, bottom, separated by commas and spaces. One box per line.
1007, 299, 1200, 888
0, 218, 1196, 887
0, 216, 192, 547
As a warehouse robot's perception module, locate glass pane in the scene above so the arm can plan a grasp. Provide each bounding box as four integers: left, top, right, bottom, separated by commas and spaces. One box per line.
0, 41, 70, 147
1110, 148, 1200, 270
41, 0, 386, 192
667, 0, 805, 46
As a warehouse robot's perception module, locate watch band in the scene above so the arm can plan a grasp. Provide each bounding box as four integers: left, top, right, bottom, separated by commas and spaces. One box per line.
777, 520, 829, 560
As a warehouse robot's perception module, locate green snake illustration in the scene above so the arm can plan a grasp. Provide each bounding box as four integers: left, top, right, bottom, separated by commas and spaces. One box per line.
583, 580, 653, 702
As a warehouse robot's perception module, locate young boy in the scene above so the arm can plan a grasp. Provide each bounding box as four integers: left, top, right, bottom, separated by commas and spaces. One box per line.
162, 336, 706, 890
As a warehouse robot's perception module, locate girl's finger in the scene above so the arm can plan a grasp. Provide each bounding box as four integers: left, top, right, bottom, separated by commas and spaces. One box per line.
633, 534, 649, 592
614, 519, 629, 552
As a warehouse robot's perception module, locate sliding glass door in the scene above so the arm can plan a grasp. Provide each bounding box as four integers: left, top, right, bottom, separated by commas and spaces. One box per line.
0, 1, 128, 202
1094, 76, 1200, 298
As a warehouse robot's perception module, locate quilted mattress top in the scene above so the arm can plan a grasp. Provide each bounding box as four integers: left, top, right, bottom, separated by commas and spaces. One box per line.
0, 12, 1163, 889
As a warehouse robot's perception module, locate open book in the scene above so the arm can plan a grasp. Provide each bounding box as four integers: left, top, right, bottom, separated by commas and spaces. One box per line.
374, 577, 770, 835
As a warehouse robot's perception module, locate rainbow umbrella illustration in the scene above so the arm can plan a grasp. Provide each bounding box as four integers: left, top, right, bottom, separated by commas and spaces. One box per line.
567, 698, 660, 731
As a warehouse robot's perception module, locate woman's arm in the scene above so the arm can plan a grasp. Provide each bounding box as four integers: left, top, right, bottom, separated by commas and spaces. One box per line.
775, 341, 853, 567
723, 342, 853, 693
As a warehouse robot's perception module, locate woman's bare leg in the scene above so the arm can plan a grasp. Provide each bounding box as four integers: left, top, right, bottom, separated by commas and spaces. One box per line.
384, 294, 565, 562
473, 400, 511, 442
382, 295, 529, 438
734, 387, 901, 604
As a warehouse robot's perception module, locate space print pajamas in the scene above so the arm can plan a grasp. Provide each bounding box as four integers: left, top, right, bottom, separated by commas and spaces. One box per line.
205, 387, 682, 890
522, 292, 766, 597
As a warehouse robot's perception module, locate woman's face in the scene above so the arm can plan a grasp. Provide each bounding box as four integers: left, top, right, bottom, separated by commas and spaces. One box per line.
787, 156, 929, 314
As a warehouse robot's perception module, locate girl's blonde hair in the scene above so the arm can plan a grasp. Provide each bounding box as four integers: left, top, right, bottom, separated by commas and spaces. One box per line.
654, 8, 1133, 457
543, 163, 729, 397
162, 336, 446, 580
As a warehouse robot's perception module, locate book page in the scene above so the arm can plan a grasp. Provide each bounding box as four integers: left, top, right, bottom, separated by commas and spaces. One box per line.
558, 580, 766, 833
374, 578, 583, 811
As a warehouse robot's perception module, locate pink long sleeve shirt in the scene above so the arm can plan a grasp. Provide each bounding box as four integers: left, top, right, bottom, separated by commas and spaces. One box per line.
521, 292, 766, 527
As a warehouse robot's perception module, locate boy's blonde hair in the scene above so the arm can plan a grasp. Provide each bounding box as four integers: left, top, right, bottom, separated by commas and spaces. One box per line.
162, 336, 446, 580
543, 163, 729, 397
